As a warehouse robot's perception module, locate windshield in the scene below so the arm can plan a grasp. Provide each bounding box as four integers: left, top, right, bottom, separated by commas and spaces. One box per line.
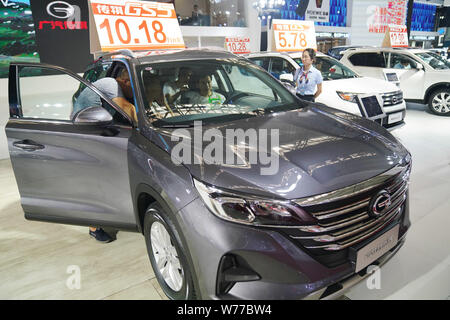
294, 56, 358, 80
138, 59, 299, 127
415, 52, 450, 70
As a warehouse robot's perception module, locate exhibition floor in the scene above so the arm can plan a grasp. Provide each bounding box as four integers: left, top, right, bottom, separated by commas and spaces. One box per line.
0, 103, 449, 300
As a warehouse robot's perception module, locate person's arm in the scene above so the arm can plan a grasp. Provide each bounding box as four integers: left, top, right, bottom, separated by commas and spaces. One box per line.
314, 83, 322, 99
112, 97, 137, 123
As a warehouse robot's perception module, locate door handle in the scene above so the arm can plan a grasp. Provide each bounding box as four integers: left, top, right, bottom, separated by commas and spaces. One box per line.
13, 140, 45, 151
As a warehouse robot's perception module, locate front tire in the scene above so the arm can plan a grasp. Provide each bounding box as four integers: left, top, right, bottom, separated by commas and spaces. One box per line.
428, 89, 450, 116
144, 203, 196, 300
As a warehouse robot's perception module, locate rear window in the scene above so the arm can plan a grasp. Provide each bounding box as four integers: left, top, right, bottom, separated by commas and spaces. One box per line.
349, 53, 387, 68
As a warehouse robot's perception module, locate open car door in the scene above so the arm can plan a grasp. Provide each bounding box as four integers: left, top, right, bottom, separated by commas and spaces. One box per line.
6, 62, 137, 230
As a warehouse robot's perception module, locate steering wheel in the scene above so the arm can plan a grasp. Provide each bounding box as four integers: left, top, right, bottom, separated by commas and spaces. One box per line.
223, 92, 251, 105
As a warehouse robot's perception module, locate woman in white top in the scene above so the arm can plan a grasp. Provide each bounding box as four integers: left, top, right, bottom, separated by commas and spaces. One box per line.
293, 48, 323, 102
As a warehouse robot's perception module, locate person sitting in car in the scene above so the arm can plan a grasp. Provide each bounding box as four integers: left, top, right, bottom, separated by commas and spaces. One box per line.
394, 60, 411, 69
163, 67, 192, 107
185, 74, 226, 106
143, 73, 174, 119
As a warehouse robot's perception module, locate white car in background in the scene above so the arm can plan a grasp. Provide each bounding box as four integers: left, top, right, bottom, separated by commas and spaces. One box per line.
340, 47, 450, 116
246, 52, 407, 129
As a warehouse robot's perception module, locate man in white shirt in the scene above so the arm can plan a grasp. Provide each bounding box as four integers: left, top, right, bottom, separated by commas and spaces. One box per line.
185, 74, 225, 106
163, 68, 192, 106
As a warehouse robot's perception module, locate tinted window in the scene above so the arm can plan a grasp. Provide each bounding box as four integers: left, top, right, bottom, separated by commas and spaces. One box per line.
248, 57, 270, 71
270, 57, 296, 79
349, 53, 387, 67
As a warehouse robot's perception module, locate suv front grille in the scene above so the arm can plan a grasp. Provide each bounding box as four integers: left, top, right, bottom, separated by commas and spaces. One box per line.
280, 165, 410, 267
382, 91, 403, 107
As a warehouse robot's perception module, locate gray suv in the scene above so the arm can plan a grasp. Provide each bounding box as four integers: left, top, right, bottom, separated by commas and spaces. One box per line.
6, 49, 411, 299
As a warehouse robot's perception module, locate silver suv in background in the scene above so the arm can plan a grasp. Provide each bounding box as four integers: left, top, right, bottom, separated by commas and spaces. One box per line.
340, 47, 450, 116
246, 51, 406, 129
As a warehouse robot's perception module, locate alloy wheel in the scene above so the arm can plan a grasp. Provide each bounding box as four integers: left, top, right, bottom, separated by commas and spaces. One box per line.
431, 92, 450, 114
150, 221, 184, 292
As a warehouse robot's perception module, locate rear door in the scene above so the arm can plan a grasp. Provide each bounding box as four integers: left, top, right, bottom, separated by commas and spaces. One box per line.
6, 63, 137, 230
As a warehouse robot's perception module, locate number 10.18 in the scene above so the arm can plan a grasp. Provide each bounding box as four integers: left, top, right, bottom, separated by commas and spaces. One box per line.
99, 18, 167, 45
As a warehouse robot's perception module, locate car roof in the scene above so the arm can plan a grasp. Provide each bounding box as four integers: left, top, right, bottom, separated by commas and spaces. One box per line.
100, 48, 242, 64
341, 47, 428, 55
246, 51, 327, 58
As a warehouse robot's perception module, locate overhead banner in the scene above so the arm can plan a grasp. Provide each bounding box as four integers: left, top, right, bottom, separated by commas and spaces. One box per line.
29, 0, 93, 73
270, 19, 317, 52
382, 24, 408, 47
368, 0, 407, 34
306, 0, 330, 23
225, 37, 250, 55
88, 0, 185, 53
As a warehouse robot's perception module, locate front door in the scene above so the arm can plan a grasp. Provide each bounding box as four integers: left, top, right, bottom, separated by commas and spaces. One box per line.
6, 63, 137, 230
386, 53, 425, 100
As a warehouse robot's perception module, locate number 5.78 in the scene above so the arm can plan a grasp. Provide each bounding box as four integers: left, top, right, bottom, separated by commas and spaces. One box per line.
278, 32, 307, 48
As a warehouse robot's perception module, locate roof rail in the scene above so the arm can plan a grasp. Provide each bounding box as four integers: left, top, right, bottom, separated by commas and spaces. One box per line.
96, 49, 136, 60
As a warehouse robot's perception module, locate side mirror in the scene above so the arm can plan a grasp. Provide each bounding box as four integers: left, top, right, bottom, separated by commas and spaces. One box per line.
416, 64, 424, 70
73, 106, 113, 125
279, 73, 295, 86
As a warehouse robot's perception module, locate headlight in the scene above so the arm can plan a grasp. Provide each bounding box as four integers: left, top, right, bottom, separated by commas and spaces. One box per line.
193, 179, 316, 227
337, 91, 359, 103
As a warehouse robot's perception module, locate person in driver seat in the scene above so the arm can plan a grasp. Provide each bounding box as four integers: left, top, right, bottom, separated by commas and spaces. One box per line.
185, 74, 226, 106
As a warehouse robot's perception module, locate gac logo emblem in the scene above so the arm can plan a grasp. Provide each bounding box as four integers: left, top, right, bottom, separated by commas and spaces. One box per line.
46, 1, 75, 19
369, 190, 391, 218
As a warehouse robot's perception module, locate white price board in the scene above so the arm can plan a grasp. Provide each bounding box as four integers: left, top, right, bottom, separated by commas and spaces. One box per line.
89, 0, 185, 52
382, 25, 408, 48
271, 20, 317, 52
225, 37, 250, 54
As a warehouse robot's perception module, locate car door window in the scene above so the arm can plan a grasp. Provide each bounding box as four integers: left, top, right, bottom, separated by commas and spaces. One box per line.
270, 57, 296, 79
389, 53, 417, 69
349, 53, 387, 68
17, 66, 124, 122
248, 57, 270, 71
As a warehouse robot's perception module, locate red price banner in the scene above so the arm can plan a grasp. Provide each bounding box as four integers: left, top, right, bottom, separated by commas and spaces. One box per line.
89, 0, 185, 52
389, 25, 408, 47
225, 37, 250, 54
271, 20, 316, 52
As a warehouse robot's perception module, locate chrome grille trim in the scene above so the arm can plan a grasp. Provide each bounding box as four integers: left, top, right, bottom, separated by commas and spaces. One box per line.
294, 165, 407, 207
304, 207, 403, 251
289, 164, 410, 252
293, 191, 406, 240
314, 197, 370, 220
382, 90, 403, 106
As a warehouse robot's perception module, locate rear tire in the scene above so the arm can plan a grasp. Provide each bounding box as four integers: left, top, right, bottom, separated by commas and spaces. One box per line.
428, 88, 450, 116
143, 203, 196, 300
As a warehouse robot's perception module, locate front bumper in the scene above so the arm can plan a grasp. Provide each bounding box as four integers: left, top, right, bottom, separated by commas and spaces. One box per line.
175, 195, 410, 300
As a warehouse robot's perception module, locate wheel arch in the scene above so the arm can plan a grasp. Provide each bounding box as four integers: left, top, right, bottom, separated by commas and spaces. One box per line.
424, 82, 450, 103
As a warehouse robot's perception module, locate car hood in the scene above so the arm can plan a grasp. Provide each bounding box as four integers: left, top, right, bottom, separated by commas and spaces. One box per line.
155, 105, 408, 200
324, 76, 399, 94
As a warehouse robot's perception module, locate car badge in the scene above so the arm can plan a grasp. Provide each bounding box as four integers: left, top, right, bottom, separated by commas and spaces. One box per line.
369, 190, 391, 218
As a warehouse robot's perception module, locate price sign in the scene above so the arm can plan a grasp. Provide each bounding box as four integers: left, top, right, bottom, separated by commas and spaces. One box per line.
271, 19, 317, 52
382, 25, 408, 48
389, 25, 408, 47
89, 0, 185, 52
225, 37, 250, 54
